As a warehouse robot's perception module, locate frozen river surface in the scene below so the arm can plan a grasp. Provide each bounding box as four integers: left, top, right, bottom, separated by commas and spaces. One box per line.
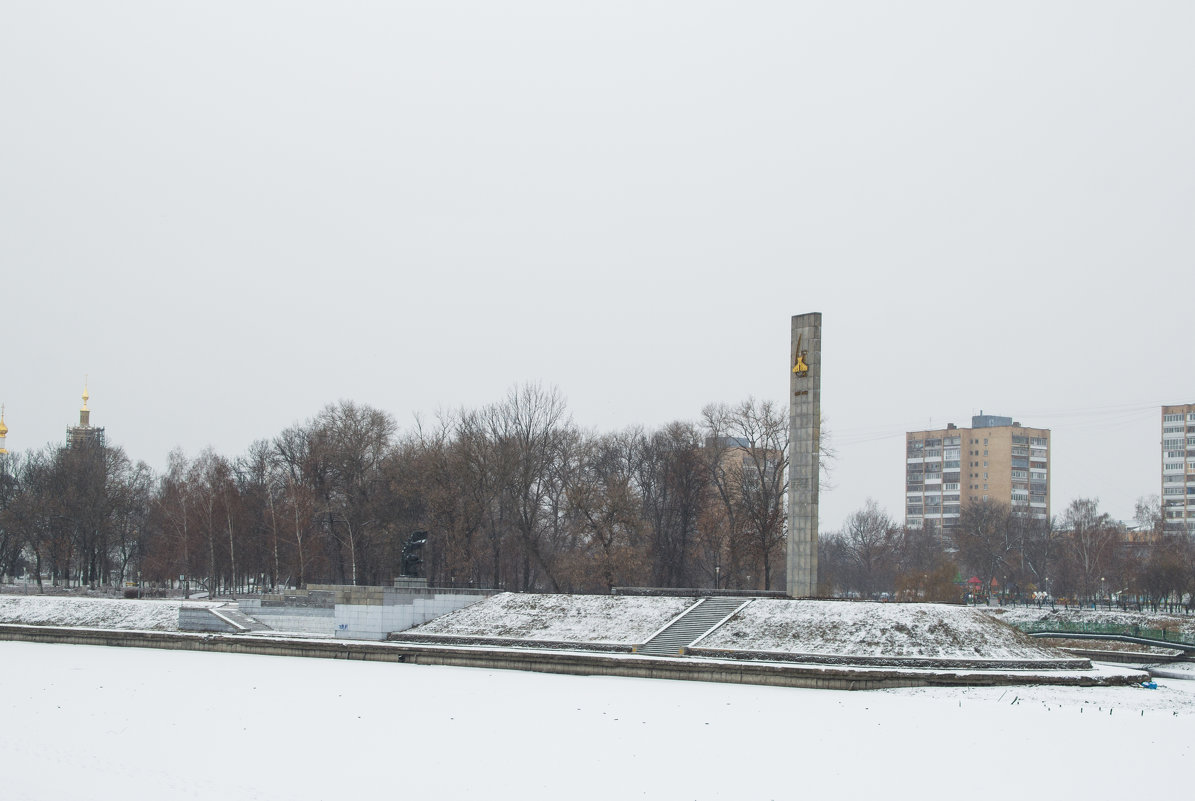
2, 641, 1191, 800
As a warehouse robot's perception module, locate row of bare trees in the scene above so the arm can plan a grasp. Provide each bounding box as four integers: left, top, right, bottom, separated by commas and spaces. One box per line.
820, 496, 1195, 608
0, 441, 152, 590
0, 386, 793, 595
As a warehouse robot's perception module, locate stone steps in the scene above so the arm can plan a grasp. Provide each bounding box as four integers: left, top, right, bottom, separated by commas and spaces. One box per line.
214, 606, 272, 632
637, 597, 748, 657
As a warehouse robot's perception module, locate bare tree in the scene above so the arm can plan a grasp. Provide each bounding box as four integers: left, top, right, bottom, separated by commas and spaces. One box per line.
636, 422, 708, 588
310, 400, 398, 585
565, 430, 647, 592
702, 398, 789, 591
953, 499, 1017, 601
1134, 495, 1162, 535
488, 384, 573, 591
0, 454, 22, 578
1059, 498, 1122, 603
3, 448, 62, 590
837, 499, 900, 598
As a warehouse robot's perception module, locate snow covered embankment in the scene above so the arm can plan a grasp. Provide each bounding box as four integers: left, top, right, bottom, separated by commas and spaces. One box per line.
0, 596, 187, 631
395, 592, 697, 649
695, 600, 1086, 668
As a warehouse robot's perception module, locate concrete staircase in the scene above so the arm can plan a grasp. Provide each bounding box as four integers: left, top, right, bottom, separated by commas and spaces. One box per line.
636, 597, 748, 657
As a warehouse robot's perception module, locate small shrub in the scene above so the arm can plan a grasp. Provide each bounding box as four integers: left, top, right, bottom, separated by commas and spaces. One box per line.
122, 588, 166, 599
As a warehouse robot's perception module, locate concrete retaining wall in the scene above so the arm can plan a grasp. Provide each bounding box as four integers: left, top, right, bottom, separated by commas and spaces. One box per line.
238, 600, 333, 635
235, 586, 495, 639
178, 606, 238, 633
333, 591, 492, 640
685, 646, 1091, 671
0, 623, 1148, 691
1059, 647, 1183, 664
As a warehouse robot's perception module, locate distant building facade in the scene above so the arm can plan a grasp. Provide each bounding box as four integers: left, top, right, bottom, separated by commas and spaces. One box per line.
1161, 403, 1195, 534
906, 412, 1050, 533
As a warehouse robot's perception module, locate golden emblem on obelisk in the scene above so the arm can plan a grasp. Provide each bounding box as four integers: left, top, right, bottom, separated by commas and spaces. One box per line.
792, 334, 809, 376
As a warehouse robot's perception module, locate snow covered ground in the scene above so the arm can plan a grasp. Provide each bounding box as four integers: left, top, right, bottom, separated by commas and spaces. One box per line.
407, 592, 698, 644
0, 595, 199, 630
700, 600, 1066, 661
409, 595, 1077, 664
1, 641, 1190, 800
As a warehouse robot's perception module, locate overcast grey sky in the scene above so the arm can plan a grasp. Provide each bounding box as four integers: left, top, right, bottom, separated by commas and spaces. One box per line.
2, 2, 1192, 529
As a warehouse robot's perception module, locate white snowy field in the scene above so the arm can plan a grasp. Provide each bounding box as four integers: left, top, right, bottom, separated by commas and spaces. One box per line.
2, 642, 1191, 801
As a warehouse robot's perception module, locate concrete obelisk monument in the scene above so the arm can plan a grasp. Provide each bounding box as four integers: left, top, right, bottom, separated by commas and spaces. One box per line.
787, 313, 821, 597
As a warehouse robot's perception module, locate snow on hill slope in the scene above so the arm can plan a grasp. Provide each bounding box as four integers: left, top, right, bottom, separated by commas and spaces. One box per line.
0, 595, 188, 631
404, 592, 697, 645
404, 593, 1074, 663
698, 600, 1070, 661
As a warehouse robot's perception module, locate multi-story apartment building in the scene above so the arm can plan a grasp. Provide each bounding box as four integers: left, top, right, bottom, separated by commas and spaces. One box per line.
1161, 403, 1195, 534
906, 412, 1050, 532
